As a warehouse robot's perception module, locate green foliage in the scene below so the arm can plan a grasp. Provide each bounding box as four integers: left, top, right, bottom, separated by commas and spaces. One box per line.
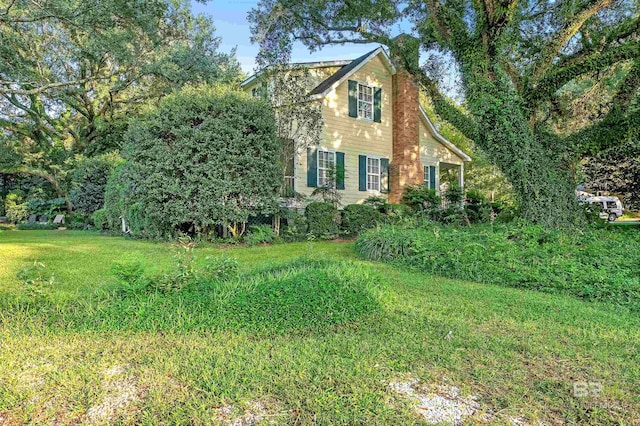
363, 196, 388, 212
464, 190, 493, 224
108, 85, 281, 240
305, 202, 339, 239
16, 261, 55, 301
92, 209, 108, 231
281, 210, 308, 242
245, 225, 276, 246
1, 232, 639, 424
341, 204, 382, 236
1, 0, 241, 213
16, 223, 58, 230
70, 153, 123, 216
402, 184, 442, 211
4, 192, 28, 223
581, 143, 640, 211
356, 223, 640, 311
26, 197, 66, 216
444, 186, 464, 204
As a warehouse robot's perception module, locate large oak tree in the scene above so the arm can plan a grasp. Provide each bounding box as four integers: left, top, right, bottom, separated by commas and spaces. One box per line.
0, 0, 240, 212
249, 0, 640, 227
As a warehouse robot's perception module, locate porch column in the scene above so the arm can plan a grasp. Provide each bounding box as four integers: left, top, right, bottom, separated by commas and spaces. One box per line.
458, 163, 464, 190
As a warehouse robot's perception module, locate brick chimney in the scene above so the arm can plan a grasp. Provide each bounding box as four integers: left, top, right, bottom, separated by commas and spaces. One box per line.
389, 35, 423, 204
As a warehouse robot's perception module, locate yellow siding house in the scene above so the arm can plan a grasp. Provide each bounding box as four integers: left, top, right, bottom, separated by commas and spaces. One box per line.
242, 47, 470, 207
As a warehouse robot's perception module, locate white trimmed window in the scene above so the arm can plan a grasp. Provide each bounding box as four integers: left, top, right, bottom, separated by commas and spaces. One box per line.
318, 150, 336, 187
424, 165, 430, 187
367, 157, 381, 191
357, 83, 374, 120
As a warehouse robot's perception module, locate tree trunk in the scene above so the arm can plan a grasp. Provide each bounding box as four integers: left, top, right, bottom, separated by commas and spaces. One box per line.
464, 70, 585, 228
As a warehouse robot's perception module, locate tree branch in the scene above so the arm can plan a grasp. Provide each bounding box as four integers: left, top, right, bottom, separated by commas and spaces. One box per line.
530, 0, 616, 85
0, 75, 116, 96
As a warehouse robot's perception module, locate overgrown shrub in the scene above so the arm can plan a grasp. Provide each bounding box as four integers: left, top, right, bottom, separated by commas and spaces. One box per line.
383, 204, 414, 224
305, 202, 339, 239
356, 223, 640, 311
341, 204, 382, 236
70, 152, 123, 216
245, 225, 276, 246
4, 192, 27, 223
402, 184, 441, 212
93, 209, 108, 231
106, 85, 281, 240
464, 190, 493, 224
281, 210, 307, 242
363, 196, 388, 212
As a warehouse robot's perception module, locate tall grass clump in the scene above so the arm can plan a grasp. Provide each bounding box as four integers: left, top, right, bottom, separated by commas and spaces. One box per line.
356, 223, 640, 311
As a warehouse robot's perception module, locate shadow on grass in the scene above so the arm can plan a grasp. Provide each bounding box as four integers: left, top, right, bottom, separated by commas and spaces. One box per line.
2, 259, 386, 335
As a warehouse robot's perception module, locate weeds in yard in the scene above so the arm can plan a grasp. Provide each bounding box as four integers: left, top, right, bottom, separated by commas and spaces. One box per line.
356, 223, 640, 311
16, 261, 55, 301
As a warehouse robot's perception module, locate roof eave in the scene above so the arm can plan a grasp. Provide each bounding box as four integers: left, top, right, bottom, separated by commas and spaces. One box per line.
309, 47, 397, 100
419, 106, 472, 162
241, 59, 354, 88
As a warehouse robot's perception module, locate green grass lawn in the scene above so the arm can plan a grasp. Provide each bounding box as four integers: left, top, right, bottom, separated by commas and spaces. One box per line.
1, 231, 638, 425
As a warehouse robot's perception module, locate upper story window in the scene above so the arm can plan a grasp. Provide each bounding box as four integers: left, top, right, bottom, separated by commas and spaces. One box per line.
358, 83, 374, 120
367, 157, 381, 191
318, 149, 336, 187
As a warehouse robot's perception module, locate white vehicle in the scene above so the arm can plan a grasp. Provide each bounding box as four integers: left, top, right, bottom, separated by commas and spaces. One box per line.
585, 196, 624, 222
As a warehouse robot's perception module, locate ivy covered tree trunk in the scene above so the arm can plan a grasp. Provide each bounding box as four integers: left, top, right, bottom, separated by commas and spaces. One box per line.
464, 70, 584, 227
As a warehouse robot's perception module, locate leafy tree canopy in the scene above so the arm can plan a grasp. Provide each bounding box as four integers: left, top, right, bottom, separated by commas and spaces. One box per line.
1, 0, 241, 212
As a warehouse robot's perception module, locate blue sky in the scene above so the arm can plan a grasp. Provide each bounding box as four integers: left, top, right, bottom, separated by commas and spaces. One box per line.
190, 0, 380, 76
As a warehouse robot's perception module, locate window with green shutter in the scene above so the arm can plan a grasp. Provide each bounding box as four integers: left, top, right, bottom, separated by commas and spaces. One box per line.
358, 155, 367, 191
424, 165, 437, 190
307, 147, 317, 188
374, 88, 382, 123
336, 152, 345, 190
348, 80, 358, 118
349, 81, 381, 122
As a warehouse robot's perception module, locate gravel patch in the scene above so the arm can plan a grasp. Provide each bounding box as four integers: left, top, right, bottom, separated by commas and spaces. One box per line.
213, 400, 278, 425
85, 364, 142, 424
389, 379, 481, 425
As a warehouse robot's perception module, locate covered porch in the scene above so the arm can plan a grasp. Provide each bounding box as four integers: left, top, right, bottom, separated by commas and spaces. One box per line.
438, 161, 464, 193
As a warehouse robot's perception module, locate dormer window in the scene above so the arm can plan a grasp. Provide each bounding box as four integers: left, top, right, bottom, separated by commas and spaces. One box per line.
357, 83, 374, 120
348, 80, 381, 123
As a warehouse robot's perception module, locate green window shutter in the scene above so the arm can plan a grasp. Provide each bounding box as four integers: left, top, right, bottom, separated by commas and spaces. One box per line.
307, 146, 317, 187
358, 155, 367, 191
336, 152, 345, 190
348, 80, 358, 118
380, 158, 390, 193
429, 165, 437, 190
374, 88, 382, 123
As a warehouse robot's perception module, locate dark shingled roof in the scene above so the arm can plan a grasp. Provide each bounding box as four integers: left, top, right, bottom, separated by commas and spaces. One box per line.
309, 48, 379, 96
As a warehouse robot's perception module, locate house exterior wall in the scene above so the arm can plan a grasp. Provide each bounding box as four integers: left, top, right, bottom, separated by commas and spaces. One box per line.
295, 55, 394, 206
419, 119, 464, 192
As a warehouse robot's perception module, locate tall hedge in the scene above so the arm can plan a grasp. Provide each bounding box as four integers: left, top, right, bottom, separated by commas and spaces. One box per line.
105, 85, 281, 239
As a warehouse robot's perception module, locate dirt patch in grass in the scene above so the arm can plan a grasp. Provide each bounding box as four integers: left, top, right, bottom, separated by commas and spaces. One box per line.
84, 364, 144, 424
389, 379, 485, 425
212, 399, 283, 425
